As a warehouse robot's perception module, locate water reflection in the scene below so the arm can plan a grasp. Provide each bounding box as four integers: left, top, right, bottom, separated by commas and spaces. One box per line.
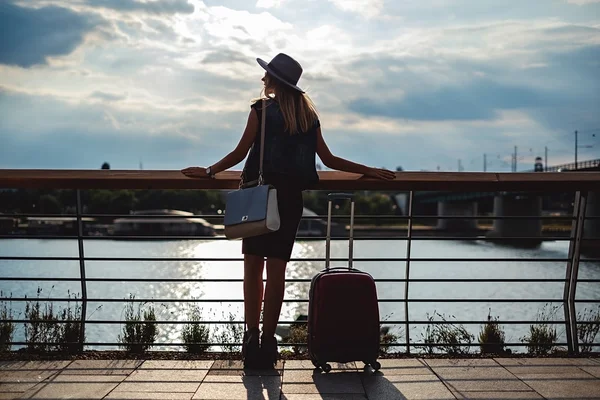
0, 238, 598, 353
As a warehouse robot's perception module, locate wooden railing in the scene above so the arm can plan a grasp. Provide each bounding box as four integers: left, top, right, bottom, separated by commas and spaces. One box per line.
1, 169, 599, 191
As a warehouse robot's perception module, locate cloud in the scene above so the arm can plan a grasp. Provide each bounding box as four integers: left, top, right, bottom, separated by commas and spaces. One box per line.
201, 49, 251, 65
567, 0, 600, 4
256, 0, 284, 8
328, 0, 383, 18
90, 91, 127, 102
0, 2, 100, 67
0, 87, 249, 169
1, 0, 599, 172
348, 79, 559, 121
89, 0, 194, 15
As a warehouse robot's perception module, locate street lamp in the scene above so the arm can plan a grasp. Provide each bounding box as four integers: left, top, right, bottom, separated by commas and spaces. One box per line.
575, 130, 597, 169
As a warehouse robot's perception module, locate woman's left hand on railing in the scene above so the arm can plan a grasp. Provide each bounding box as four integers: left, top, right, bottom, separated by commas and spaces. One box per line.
181, 167, 209, 178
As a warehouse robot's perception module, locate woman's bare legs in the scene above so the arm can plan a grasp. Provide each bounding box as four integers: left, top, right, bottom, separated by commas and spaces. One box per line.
262, 257, 287, 337
258, 257, 287, 367
243, 254, 265, 330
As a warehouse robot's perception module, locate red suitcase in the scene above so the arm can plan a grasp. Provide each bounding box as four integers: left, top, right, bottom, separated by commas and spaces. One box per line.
307, 193, 381, 372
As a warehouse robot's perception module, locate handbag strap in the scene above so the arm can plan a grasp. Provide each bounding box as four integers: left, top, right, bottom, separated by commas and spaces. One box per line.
258, 98, 266, 186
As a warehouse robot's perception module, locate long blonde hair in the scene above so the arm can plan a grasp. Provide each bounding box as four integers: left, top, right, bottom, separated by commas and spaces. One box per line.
254, 73, 319, 134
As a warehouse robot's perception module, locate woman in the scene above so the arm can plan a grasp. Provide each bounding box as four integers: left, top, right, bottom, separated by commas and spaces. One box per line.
181, 53, 395, 369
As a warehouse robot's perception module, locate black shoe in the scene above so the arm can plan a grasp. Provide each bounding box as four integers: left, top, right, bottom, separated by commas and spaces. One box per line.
259, 334, 279, 369
242, 327, 260, 369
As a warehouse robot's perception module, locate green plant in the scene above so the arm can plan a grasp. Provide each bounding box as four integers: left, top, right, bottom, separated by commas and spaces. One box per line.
478, 309, 506, 354
181, 303, 210, 354
577, 307, 600, 353
24, 287, 60, 352
118, 295, 157, 353
418, 311, 475, 355
23, 287, 92, 353
214, 311, 243, 353
0, 291, 15, 352
283, 322, 308, 355
380, 314, 400, 355
520, 304, 558, 355
57, 291, 84, 353
380, 329, 399, 355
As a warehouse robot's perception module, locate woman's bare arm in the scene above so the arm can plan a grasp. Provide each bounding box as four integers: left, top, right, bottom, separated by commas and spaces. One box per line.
181, 109, 259, 178
316, 127, 395, 180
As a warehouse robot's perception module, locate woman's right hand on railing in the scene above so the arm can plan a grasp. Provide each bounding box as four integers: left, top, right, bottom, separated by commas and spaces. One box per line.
364, 167, 396, 180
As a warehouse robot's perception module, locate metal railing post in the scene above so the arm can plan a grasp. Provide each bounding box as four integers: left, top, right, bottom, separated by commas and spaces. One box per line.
570, 191, 587, 353
76, 190, 88, 351
563, 190, 587, 354
404, 191, 414, 353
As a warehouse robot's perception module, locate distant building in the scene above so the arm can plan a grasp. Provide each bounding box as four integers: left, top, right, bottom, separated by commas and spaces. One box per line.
26, 216, 96, 235
111, 209, 216, 237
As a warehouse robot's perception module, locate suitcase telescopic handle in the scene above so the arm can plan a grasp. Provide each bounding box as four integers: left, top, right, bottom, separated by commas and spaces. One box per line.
326, 193, 354, 270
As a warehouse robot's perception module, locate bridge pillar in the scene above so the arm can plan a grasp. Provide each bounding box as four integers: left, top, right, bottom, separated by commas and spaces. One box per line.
582, 191, 600, 257
487, 194, 543, 247
436, 200, 479, 234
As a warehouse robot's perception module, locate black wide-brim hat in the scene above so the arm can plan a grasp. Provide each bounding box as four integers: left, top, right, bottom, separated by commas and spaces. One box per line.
257, 53, 305, 93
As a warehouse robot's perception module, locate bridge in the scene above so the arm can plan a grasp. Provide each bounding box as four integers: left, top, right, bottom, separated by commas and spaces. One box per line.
390, 159, 600, 252
410, 158, 600, 203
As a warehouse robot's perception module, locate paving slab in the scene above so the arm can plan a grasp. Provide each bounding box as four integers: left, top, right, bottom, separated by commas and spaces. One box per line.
451, 391, 544, 399
0, 361, 69, 396
0, 361, 70, 371
0, 383, 45, 397
63, 360, 142, 375
516, 374, 600, 399
123, 369, 210, 382
207, 359, 283, 376
375, 359, 435, 376
139, 360, 213, 370
114, 381, 201, 393
281, 395, 368, 400
284, 360, 357, 371
425, 358, 531, 392
52, 374, 125, 383
0, 394, 25, 399
0, 382, 46, 395
193, 375, 281, 400
495, 357, 596, 376
579, 362, 600, 378
106, 392, 195, 399
362, 374, 456, 400
19, 381, 120, 399
282, 370, 364, 395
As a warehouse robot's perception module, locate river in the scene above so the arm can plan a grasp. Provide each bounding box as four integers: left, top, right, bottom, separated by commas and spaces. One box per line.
1, 238, 599, 353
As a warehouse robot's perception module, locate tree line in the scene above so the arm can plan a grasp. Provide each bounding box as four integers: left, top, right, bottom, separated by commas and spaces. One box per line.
0, 188, 398, 219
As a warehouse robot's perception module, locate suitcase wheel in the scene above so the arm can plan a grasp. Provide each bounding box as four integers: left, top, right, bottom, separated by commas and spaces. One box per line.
311, 359, 332, 373
364, 361, 381, 372
371, 361, 381, 372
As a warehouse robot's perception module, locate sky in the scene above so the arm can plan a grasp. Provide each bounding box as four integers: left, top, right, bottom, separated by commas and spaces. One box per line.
0, 0, 599, 172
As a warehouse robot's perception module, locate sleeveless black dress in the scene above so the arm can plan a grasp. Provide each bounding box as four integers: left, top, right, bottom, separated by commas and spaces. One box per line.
241, 99, 320, 262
